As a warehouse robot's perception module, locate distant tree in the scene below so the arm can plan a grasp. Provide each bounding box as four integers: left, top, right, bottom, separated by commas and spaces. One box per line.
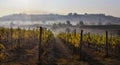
73, 13, 78, 16
58, 22, 66, 27
76, 21, 84, 26
68, 13, 78, 16
80, 21, 84, 25
68, 13, 73, 16
66, 20, 72, 26
52, 22, 66, 29
84, 13, 88, 15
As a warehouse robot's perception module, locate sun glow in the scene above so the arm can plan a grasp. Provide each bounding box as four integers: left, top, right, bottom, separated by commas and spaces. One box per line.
0, 0, 120, 17
16, 0, 29, 5
10, 0, 30, 8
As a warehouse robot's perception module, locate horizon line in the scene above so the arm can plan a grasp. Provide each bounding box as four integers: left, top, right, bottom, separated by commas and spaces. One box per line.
0, 12, 120, 18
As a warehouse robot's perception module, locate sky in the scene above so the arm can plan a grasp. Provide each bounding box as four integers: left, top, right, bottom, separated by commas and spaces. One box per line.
0, 0, 120, 17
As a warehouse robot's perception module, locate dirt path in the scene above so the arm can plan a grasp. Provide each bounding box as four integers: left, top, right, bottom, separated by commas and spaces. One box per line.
44, 36, 73, 64
54, 37, 73, 59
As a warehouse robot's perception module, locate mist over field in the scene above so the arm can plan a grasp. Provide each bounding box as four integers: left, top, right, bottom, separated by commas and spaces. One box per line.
0, 13, 120, 28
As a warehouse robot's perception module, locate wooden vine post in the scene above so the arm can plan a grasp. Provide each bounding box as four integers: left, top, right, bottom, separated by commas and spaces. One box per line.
79, 30, 83, 60
105, 31, 109, 57
18, 27, 21, 48
37, 27, 43, 65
